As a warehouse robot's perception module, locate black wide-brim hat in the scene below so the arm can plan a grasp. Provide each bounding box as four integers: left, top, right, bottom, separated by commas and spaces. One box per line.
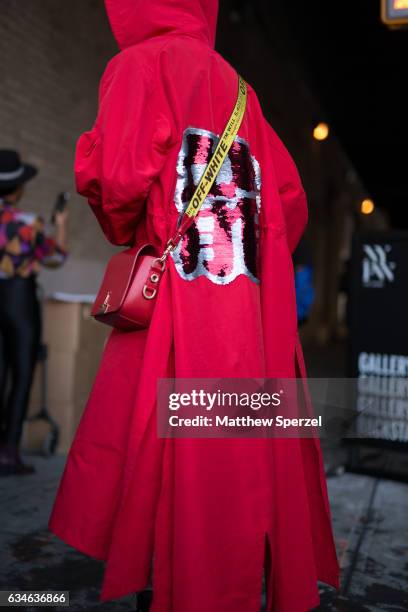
0, 149, 38, 191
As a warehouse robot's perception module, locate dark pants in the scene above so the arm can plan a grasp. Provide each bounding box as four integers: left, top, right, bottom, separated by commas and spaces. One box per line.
0, 276, 41, 447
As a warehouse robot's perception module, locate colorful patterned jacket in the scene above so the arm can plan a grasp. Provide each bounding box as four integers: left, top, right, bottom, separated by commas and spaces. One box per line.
0, 198, 66, 278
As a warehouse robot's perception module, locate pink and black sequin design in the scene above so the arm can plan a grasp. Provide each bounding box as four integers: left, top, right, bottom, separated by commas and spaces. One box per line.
172, 127, 261, 285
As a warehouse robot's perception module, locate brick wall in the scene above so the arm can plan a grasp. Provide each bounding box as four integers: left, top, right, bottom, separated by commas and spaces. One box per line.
0, 0, 117, 294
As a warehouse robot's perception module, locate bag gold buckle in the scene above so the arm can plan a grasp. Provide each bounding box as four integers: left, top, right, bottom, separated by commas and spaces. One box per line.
143, 286, 157, 300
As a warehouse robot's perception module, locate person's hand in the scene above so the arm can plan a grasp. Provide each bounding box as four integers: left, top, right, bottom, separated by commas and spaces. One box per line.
54, 209, 69, 227
54, 209, 68, 252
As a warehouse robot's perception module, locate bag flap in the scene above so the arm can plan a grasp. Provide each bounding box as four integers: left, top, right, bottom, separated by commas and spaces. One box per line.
91, 243, 156, 316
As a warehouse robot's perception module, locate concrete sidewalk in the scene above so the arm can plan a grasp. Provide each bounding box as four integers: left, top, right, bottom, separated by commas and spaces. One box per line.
0, 450, 407, 611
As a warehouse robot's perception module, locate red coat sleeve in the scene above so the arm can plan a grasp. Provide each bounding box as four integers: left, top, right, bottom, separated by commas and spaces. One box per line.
74, 49, 174, 246
266, 122, 308, 253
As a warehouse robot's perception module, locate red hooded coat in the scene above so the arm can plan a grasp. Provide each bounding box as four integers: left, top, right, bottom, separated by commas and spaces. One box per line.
48, 1, 340, 610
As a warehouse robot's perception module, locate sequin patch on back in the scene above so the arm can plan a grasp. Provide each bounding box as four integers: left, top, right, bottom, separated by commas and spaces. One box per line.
172, 127, 262, 285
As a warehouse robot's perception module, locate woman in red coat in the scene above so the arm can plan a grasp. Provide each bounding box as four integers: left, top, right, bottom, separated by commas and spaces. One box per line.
49, 1, 340, 610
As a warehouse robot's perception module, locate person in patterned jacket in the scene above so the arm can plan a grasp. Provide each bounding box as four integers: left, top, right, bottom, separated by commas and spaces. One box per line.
0, 149, 68, 476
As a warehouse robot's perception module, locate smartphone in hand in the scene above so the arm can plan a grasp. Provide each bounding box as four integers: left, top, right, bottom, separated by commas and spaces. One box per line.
51, 191, 70, 224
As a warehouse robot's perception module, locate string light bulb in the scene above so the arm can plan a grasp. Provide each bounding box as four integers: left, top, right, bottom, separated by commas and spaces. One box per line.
361, 199, 375, 215
313, 122, 329, 141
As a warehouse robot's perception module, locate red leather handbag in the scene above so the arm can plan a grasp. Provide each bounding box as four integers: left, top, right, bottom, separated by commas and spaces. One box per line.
91, 75, 247, 331
91, 243, 166, 330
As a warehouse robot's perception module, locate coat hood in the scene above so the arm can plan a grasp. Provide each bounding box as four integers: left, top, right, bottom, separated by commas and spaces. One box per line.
105, 0, 219, 50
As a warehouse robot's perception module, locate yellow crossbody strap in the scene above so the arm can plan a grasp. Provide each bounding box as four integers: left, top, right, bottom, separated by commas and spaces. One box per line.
160, 74, 248, 261
185, 75, 248, 218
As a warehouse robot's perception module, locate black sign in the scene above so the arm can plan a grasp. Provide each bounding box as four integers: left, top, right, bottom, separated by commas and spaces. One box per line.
347, 231, 408, 481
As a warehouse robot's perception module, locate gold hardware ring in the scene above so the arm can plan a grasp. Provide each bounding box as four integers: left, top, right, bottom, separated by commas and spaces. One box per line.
143, 286, 157, 300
